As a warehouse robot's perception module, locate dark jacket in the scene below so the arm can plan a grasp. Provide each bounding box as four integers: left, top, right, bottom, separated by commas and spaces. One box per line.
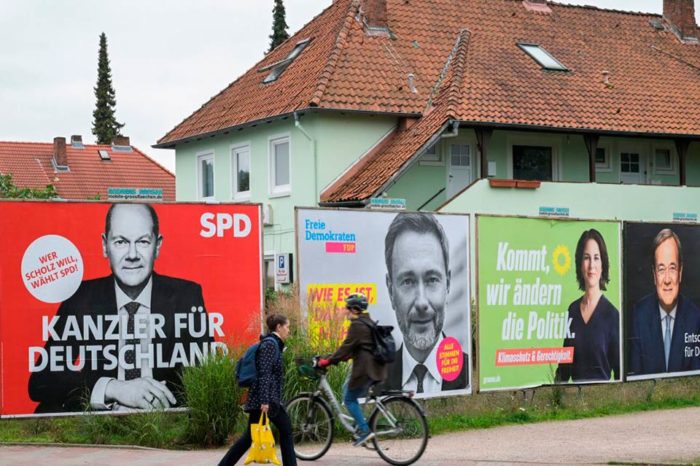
555, 295, 620, 382
28, 273, 213, 413
328, 314, 388, 390
628, 293, 700, 376
245, 333, 285, 411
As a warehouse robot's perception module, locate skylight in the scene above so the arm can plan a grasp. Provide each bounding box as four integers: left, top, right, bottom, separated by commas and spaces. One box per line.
98, 150, 111, 160
518, 43, 568, 71
261, 39, 311, 84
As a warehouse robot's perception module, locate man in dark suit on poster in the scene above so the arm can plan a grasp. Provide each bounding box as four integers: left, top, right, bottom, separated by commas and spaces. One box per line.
629, 228, 700, 376
383, 212, 468, 394
29, 203, 214, 413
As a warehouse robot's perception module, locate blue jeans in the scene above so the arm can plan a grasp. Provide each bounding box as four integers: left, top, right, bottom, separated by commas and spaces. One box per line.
343, 379, 372, 434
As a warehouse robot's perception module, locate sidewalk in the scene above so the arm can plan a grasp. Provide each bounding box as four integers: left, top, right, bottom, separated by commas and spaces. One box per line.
3, 406, 700, 465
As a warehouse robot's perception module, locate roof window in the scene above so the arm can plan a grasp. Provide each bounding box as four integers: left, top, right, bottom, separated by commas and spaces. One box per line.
518, 43, 568, 71
98, 150, 111, 161
260, 39, 311, 84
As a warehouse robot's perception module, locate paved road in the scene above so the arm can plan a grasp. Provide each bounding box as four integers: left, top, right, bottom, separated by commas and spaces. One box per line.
3, 406, 700, 465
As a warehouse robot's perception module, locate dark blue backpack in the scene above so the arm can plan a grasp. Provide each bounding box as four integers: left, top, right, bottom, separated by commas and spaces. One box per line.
235, 336, 278, 388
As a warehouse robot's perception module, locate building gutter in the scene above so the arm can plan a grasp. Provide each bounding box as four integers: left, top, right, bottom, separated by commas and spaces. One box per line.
156, 110, 699, 150
440, 120, 459, 139
153, 108, 423, 149
294, 111, 318, 202
318, 199, 367, 208
462, 121, 700, 141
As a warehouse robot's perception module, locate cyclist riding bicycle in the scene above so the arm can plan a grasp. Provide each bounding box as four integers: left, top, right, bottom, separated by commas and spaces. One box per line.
317, 293, 388, 446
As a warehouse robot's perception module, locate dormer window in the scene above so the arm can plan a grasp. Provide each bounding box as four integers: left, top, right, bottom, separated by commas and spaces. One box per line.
518, 43, 568, 71
260, 39, 311, 84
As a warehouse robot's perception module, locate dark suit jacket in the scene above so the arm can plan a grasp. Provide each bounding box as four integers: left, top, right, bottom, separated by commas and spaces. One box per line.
384, 342, 469, 393
28, 273, 213, 413
628, 293, 700, 376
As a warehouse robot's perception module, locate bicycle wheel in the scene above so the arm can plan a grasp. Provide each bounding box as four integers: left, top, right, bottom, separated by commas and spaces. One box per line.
369, 397, 428, 466
286, 394, 334, 460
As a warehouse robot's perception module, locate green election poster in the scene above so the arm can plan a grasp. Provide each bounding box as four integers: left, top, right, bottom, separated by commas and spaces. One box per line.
478, 216, 621, 391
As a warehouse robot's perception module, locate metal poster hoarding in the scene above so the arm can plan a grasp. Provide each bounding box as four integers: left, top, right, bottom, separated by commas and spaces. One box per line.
0, 201, 263, 417
297, 208, 472, 399
478, 216, 622, 391
624, 222, 700, 381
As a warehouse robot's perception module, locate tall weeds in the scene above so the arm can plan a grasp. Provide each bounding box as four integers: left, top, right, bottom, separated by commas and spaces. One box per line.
180, 350, 243, 446
267, 287, 348, 402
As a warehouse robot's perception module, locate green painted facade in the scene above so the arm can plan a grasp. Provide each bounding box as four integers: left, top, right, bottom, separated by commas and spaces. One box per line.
386, 128, 699, 211
174, 112, 699, 288
173, 112, 396, 265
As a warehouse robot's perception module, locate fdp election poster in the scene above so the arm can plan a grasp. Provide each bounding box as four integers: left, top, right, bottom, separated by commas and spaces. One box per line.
478, 216, 621, 391
297, 208, 471, 399
624, 222, 700, 380
0, 201, 263, 417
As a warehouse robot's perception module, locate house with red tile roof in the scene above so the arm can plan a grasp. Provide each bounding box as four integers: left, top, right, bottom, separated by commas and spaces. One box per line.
0, 136, 175, 201
156, 0, 700, 282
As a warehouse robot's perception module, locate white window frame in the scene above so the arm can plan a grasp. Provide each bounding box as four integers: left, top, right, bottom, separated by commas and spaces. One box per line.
517, 43, 568, 71
231, 142, 252, 201
268, 134, 291, 197
594, 144, 612, 172
196, 150, 215, 200
419, 141, 444, 166
652, 143, 676, 175
264, 254, 276, 291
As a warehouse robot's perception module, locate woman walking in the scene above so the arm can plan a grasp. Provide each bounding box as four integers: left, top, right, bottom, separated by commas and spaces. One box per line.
218, 314, 296, 466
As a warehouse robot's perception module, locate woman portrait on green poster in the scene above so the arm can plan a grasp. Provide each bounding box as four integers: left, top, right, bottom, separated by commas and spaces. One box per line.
555, 229, 620, 382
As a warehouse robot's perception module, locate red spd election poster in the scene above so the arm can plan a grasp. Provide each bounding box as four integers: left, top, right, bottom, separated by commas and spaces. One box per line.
0, 201, 263, 417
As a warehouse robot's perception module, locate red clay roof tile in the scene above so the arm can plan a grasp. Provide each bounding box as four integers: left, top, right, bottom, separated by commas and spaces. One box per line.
159, 0, 700, 146
159, 0, 700, 201
0, 141, 175, 201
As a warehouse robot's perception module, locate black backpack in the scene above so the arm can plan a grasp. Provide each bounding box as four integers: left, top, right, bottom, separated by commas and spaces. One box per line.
361, 319, 396, 364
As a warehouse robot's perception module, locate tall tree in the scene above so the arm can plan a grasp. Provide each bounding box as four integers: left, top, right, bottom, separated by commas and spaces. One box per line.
92, 32, 124, 144
269, 0, 289, 52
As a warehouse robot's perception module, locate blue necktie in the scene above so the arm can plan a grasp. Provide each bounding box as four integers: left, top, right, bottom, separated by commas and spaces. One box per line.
663, 314, 672, 371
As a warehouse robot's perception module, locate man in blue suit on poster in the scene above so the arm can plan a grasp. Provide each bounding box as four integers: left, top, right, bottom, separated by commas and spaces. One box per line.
629, 228, 700, 376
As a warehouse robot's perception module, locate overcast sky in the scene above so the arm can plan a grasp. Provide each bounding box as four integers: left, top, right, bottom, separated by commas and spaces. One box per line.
1, 1, 697, 172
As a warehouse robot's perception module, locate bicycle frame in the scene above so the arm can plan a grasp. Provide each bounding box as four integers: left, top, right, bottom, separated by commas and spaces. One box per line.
290, 366, 429, 466
309, 374, 356, 432
307, 374, 404, 435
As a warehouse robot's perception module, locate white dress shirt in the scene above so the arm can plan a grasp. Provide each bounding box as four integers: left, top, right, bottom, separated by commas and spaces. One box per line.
90, 278, 154, 409
401, 339, 443, 394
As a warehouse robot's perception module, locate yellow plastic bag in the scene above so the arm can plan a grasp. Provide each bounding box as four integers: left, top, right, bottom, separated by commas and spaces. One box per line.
244, 412, 281, 465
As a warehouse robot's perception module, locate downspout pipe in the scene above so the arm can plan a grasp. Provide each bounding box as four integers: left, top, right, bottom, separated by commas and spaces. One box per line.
441, 119, 459, 139
294, 112, 318, 203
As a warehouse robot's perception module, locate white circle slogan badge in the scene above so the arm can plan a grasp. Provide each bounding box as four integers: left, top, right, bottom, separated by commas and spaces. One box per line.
22, 235, 84, 303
